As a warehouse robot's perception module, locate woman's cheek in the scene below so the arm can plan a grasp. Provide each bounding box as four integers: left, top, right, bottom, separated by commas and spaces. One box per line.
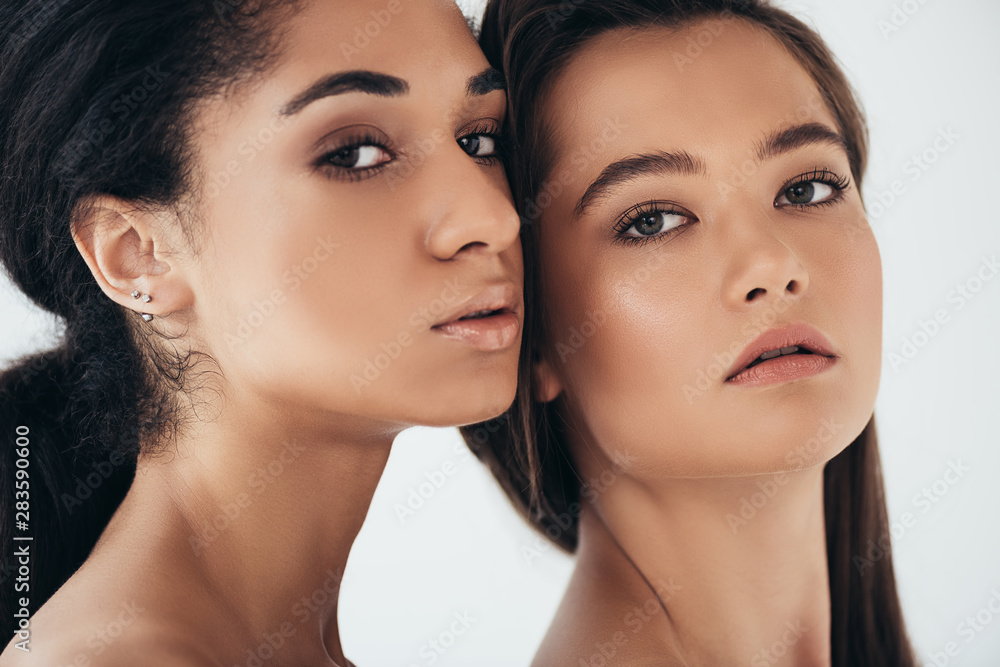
857, 228, 884, 398
559, 279, 692, 430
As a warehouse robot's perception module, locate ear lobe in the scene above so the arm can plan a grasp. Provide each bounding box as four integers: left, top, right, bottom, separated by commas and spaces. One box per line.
69, 194, 190, 317
532, 355, 563, 403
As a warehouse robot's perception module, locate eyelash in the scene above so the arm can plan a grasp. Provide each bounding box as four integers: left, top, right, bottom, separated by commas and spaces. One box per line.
316, 131, 395, 182
315, 123, 506, 182
612, 168, 852, 247
463, 122, 507, 166
612, 200, 693, 248
775, 168, 851, 210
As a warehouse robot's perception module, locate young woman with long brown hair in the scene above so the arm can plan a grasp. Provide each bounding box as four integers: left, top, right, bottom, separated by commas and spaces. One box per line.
462, 1, 917, 664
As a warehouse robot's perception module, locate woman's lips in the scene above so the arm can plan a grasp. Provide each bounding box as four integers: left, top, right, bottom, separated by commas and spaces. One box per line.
725, 351, 837, 386
725, 322, 838, 384
431, 310, 520, 351
430, 282, 521, 352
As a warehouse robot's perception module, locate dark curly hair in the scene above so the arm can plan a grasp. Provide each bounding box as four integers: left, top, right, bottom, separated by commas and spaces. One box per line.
0, 0, 300, 642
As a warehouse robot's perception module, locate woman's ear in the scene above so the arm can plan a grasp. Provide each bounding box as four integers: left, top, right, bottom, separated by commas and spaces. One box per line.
532, 353, 563, 403
70, 194, 195, 319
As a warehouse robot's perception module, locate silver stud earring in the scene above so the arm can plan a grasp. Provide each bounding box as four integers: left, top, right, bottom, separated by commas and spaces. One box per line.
133, 290, 153, 321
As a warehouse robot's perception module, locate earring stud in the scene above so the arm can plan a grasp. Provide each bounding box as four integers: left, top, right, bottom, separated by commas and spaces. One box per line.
133, 290, 153, 321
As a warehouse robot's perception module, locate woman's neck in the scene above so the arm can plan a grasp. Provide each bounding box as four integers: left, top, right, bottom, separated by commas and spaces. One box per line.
94, 399, 396, 666
572, 467, 832, 667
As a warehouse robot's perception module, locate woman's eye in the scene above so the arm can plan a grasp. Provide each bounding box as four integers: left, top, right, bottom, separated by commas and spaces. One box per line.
777, 180, 836, 206
325, 144, 391, 170
458, 133, 497, 158
622, 211, 688, 237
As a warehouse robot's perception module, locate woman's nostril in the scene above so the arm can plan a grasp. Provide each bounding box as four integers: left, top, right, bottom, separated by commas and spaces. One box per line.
458, 240, 485, 253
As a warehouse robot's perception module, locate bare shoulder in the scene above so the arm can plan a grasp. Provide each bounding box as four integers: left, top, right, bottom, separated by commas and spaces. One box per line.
0, 618, 220, 667
0, 574, 221, 667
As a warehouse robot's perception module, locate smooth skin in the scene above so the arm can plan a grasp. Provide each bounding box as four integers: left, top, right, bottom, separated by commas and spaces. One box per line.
529, 19, 880, 667
1, 1, 522, 665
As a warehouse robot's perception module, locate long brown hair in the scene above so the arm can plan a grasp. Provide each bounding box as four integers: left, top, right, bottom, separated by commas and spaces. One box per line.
459, 1, 917, 664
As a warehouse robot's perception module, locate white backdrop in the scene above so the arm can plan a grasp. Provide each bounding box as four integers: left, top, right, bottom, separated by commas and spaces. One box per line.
2, 1, 998, 665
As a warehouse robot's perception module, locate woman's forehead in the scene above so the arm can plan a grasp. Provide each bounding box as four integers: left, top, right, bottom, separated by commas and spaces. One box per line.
538, 22, 839, 186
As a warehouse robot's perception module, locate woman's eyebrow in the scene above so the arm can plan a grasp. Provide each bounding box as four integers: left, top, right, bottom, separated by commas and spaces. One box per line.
574, 150, 705, 217
280, 70, 410, 116
573, 122, 848, 218
279, 67, 504, 118
467, 67, 506, 96
756, 122, 848, 162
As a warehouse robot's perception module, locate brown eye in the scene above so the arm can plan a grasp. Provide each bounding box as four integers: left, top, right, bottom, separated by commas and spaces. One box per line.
325, 144, 390, 170
458, 133, 497, 158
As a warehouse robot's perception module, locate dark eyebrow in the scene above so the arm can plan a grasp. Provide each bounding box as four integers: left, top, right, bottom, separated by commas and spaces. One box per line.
574, 151, 706, 217
756, 122, 848, 162
467, 67, 506, 96
572, 123, 848, 218
280, 70, 409, 116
